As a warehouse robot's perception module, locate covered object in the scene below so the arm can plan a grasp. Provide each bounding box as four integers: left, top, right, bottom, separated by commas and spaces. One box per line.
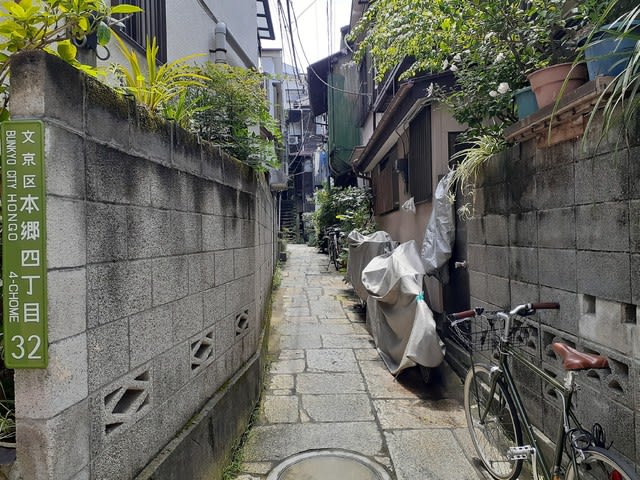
346, 230, 395, 303
421, 170, 455, 281
362, 240, 445, 375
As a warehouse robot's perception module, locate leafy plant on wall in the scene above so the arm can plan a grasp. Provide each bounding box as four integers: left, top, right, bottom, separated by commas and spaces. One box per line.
187, 62, 283, 171
0, 0, 142, 120
580, 0, 640, 147
110, 33, 209, 117
111, 45, 283, 172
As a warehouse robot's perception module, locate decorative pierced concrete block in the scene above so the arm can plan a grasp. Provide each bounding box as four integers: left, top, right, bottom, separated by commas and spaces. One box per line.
103, 369, 152, 436
235, 309, 250, 338
191, 329, 215, 374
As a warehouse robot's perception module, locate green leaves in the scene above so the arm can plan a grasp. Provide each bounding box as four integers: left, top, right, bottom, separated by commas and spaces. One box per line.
313, 186, 374, 241
0, 0, 142, 117
110, 4, 142, 14
96, 21, 110, 45
186, 62, 282, 170
56, 39, 77, 61
350, 0, 600, 138
111, 33, 208, 112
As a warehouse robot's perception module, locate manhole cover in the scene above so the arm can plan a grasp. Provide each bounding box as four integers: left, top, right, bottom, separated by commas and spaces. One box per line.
266, 449, 392, 480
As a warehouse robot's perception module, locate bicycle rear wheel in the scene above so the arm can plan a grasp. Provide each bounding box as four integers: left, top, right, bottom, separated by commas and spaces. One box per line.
331, 235, 340, 269
565, 446, 638, 480
463, 364, 523, 480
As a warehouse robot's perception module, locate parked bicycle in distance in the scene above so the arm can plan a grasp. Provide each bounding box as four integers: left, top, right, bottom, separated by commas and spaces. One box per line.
447, 302, 638, 480
323, 225, 344, 270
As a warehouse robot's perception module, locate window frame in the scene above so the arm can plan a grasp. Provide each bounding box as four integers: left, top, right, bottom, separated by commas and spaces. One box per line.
408, 106, 432, 204
113, 0, 167, 64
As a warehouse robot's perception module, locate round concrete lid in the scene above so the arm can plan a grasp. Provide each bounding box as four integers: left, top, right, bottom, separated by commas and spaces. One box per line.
266, 449, 392, 480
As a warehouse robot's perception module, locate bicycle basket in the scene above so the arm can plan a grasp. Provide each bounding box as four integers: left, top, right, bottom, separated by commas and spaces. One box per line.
447, 313, 534, 353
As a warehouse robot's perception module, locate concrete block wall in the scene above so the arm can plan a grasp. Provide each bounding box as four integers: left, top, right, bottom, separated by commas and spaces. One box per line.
8, 51, 276, 479
462, 113, 640, 468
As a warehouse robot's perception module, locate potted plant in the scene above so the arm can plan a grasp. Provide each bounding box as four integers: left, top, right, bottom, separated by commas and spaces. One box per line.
581, 0, 640, 146
513, 86, 539, 119
525, 3, 596, 108
583, 15, 639, 79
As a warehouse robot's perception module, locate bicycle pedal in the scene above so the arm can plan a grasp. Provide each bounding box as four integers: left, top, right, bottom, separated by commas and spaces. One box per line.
507, 446, 535, 460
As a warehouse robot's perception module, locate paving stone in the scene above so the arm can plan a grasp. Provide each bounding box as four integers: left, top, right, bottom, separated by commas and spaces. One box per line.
243, 422, 384, 463
373, 398, 466, 429
277, 350, 304, 360
284, 306, 311, 316
296, 373, 366, 394
306, 349, 359, 372
270, 359, 305, 374
262, 395, 299, 424
359, 361, 418, 399
385, 429, 483, 480
355, 349, 382, 361
276, 323, 355, 336
301, 394, 374, 422
322, 334, 375, 349
240, 462, 273, 475
268, 374, 294, 391
319, 316, 351, 324
280, 334, 323, 350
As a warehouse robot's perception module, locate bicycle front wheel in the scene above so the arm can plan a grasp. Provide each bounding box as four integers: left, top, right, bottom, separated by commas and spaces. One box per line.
565, 446, 638, 480
331, 236, 340, 269
464, 364, 523, 480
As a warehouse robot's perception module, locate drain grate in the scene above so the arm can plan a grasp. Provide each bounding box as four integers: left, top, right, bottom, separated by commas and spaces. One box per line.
267, 449, 392, 480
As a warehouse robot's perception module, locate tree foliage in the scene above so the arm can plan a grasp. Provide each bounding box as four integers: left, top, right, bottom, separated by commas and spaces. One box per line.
187, 62, 282, 170
350, 0, 601, 137
313, 185, 374, 241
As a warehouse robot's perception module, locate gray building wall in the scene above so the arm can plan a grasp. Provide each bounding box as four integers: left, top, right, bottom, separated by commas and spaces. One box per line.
456, 114, 640, 469
7, 51, 276, 479
165, 0, 259, 67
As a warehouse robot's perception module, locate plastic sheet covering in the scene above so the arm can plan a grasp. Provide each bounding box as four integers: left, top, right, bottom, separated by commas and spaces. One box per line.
346, 230, 395, 302
421, 170, 456, 280
362, 240, 445, 375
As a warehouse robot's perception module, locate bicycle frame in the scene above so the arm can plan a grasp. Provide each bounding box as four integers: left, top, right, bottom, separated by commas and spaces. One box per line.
476, 325, 584, 480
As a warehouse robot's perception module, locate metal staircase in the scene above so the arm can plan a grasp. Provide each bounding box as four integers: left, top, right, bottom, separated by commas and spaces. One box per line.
280, 200, 298, 242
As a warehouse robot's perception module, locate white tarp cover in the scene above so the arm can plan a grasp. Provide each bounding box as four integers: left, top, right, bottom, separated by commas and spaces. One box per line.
421, 170, 456, 281
362, 240, 445, 375
346, 230, 394, 302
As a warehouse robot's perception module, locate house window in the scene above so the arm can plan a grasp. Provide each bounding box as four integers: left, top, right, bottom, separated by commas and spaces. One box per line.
408, 107, 432, 204
113, 0, 167, 63
372, 154, 399, 215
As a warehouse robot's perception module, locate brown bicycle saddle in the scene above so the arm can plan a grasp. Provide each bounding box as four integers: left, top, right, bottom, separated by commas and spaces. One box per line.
551, 343, 609, 371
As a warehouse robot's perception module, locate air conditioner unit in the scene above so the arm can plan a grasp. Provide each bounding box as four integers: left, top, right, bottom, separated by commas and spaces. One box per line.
288, 135, 299, 145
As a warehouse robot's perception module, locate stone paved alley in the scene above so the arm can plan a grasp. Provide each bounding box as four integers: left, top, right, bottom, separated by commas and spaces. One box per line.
236, 244, 489, 480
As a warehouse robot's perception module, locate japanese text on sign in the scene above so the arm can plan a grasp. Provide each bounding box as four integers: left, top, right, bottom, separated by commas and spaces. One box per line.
2, 121, 48, 368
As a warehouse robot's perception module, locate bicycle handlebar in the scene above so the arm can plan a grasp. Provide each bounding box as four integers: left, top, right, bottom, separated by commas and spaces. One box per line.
510, 302, 560, 316
450, 302, 560, 319
531, 302, 560, 310
450, 310, 476, 320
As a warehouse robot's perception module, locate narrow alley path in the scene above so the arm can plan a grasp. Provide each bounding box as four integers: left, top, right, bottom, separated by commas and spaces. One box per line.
236, 244, 488, 480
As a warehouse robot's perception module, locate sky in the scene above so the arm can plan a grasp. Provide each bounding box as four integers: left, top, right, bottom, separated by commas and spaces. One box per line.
264, 0, 352, 71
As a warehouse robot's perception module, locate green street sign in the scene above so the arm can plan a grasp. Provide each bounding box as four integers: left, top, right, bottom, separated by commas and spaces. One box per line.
1, 120, 48, 368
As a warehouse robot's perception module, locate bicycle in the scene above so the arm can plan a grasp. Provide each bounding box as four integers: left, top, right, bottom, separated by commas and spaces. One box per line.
325, 225, 342, 270
447, 302, 638, 480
